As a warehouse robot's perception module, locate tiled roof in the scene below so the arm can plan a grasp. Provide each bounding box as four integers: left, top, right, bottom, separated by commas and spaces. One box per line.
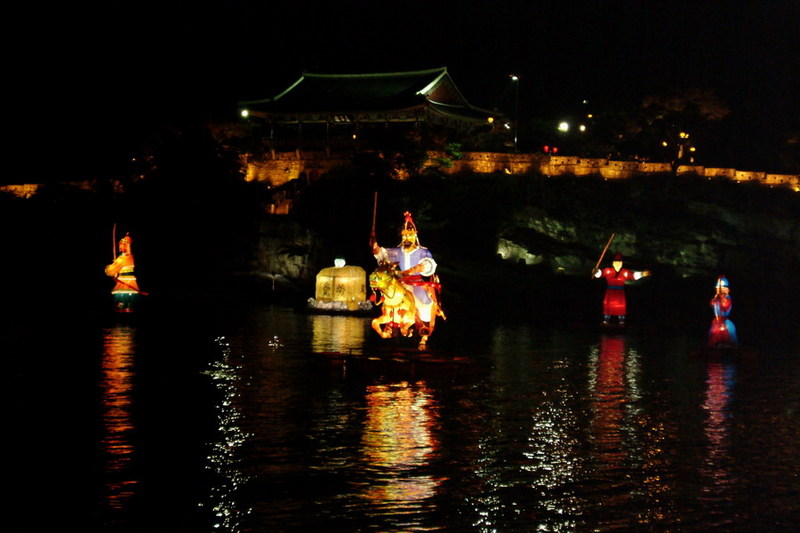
241, 67, 496, 124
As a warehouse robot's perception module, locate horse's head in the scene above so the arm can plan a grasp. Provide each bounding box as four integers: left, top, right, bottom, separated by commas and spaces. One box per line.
369, 262, 399, 292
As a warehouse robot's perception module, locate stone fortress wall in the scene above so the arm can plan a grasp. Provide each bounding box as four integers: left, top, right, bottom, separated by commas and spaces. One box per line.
242, 151, 800, 190
447, 152, 800, 189
4, 151, 798, 200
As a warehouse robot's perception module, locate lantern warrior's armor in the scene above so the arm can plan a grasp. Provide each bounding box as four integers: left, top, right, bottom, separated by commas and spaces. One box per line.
708, 276, 738, 348
593, 252, 650, 327
370, 211, 445, 345
105, 232, 141, 313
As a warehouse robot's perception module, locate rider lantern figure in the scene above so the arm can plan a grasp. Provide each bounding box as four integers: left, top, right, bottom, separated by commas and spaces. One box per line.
370, 211, 444, 346
593, 252, 650, 327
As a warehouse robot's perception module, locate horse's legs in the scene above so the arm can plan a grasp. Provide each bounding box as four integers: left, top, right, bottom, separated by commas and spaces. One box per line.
372, 316, 392, 338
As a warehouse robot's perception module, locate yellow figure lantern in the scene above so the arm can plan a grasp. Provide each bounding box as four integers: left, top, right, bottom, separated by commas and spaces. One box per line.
311, 258, 368, 312
105, 232, 142, 313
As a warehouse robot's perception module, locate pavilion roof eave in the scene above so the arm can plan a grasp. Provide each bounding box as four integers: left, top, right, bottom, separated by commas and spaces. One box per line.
426, 100, 498, 124
247, 103, 498, 125
248, 104, 430, 124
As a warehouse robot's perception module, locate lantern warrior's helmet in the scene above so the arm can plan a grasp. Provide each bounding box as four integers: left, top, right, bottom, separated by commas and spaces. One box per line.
119, 233, 132, 254
400, 211, 420, 250
716, 276, 730, 289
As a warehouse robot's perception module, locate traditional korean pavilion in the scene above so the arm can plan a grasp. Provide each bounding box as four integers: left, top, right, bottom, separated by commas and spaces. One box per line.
239, 67, 502, 152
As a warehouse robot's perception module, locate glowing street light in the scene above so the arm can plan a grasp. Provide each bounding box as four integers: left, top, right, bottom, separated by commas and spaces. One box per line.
558, 121, 570, 132
510, 74, 520, 152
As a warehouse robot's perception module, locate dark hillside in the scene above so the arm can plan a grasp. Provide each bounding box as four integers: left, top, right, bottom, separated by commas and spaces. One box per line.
288, 171, 800, 344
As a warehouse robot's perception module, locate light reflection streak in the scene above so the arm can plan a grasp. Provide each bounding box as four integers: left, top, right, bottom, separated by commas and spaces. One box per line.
360, 381, 441, 512
100, 325, 137, 511
589, 335, 626, 459
701, 360, 736, 494
523, 397, 583, 530
589, 334, 676, 528
476, 326, 586, 531
617, 345, 677, 529
204, 336, 254, 533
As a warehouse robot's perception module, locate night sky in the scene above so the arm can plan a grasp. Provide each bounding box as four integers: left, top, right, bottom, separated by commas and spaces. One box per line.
7, 1, 799, 181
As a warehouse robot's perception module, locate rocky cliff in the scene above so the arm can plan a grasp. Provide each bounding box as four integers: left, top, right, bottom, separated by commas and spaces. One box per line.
255, 171, 800, 338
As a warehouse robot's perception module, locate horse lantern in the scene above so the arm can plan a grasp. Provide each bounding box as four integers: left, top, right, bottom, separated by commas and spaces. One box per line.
369, 261, 444, 346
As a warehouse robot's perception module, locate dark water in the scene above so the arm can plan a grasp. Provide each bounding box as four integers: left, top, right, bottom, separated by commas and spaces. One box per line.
7, 297, 800, 532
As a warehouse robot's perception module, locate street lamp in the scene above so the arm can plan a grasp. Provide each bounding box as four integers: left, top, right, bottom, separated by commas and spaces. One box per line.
510, 75, 519, 152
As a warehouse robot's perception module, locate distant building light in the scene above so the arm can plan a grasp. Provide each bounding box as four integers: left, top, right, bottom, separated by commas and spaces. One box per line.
558, 122, 569, 132
487, 116, 495, 124
579, 124, 586, 132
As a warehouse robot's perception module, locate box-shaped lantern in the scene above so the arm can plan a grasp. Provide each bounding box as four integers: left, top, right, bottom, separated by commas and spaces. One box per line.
314, 258, 367, 311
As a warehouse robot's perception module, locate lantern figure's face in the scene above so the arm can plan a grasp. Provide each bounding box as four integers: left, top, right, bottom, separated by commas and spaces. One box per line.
612, 260, 622, 272
401, 231, 418, 251
119, 237, 132, 255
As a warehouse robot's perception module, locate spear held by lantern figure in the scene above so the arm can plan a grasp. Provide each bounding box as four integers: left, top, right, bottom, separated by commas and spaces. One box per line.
369, 191, 378, 253
592, 233, 616, 278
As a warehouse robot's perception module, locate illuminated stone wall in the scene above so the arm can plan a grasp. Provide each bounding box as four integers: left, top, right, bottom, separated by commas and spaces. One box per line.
238, 151, 799, 198
3, 152, 797, 199
0, 184, 39, 198
242, 152, 350, 187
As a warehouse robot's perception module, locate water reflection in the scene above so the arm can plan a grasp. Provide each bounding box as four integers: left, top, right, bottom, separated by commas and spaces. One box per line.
161, 306, 800, 531
310, 314, 369, 354
701, 360, 736, 493
360, 381, 441, 510
588, 334, 680, 528
590, 334, 627, 465
472, 325, 589, 530
100, 325, 137, 511
204, 336, 254, 532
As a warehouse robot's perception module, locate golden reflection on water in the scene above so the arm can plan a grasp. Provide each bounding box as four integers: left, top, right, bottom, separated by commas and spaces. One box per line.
310, 314, 368, 353
361, 381, 441, 506
100, 325, 137, 510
